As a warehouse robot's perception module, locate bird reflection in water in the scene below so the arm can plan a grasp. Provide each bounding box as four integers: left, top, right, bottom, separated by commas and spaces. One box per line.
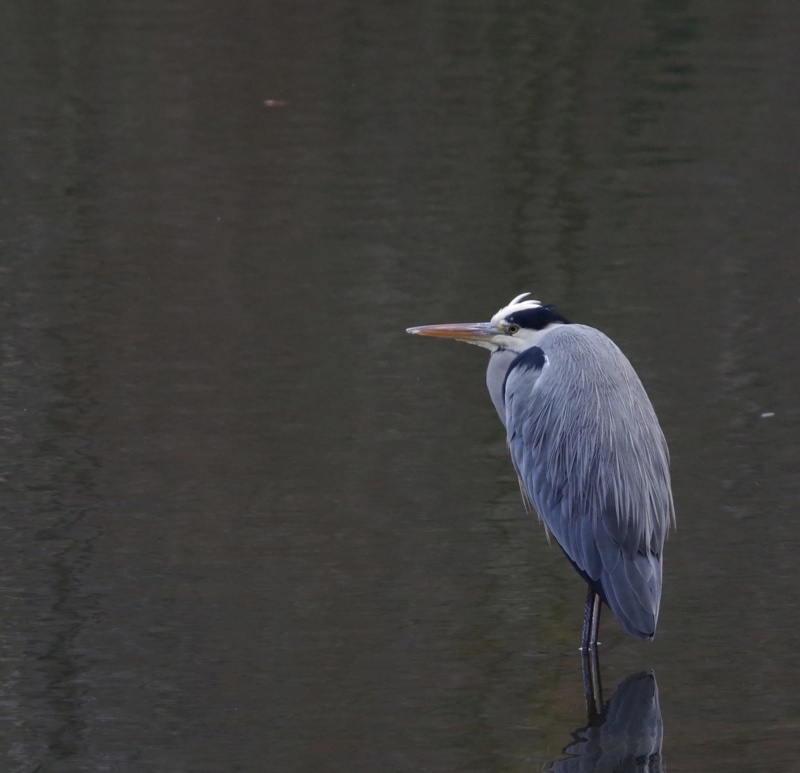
552, 670, 664, 773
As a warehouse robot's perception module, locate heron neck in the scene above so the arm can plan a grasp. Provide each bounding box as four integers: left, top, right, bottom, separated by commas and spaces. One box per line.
486, 348, 518, 426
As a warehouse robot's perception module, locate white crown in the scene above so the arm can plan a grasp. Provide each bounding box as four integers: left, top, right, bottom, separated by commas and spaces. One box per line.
490, 293, 542, 322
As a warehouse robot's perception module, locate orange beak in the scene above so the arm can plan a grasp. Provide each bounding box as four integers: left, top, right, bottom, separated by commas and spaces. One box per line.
406, 321, 499, 344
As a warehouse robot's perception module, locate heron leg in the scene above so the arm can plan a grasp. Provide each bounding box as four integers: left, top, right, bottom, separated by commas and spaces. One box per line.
581, 587, 604, 720
581, 586, 602, 651
581, 644, 604, 722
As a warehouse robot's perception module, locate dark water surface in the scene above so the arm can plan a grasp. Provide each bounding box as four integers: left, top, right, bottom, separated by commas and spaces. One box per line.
2, 1, 800, 770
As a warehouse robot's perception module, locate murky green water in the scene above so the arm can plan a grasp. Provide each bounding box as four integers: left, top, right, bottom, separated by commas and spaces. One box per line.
1, 0, 799, 770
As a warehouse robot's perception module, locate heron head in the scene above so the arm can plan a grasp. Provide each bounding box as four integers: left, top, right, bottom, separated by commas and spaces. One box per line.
406, 293, 569, 353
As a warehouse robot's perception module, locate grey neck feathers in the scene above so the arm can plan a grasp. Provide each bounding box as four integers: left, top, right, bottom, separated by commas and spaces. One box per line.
486, 348, 519, 426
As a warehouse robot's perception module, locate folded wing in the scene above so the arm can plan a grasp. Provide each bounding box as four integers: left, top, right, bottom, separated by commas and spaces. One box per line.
503, 326, 673, 639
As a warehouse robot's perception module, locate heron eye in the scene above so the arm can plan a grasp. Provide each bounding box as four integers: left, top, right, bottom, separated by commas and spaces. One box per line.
507, 324, 520, 334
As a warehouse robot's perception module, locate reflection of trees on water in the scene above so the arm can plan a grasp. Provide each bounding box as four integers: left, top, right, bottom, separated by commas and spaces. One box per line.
551, 671, 663, 772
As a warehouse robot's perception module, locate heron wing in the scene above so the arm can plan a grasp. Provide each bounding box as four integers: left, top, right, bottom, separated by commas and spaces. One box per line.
503, 328, 673, 639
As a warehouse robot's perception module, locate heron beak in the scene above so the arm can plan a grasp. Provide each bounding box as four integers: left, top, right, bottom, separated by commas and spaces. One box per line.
406, 321, 499, 343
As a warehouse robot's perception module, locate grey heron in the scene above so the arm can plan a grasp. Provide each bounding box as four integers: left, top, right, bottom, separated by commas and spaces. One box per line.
407, 293, 674, 650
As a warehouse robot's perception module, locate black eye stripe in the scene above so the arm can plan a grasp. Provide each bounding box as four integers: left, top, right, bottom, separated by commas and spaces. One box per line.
506, 305, 570, 330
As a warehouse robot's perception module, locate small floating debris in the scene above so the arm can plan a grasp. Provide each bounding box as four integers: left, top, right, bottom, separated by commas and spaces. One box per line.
264, 99, 288, 107
760, 412, 775, 418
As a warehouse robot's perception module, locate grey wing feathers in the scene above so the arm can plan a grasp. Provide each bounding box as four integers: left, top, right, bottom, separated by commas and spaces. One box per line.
504, 326, 674, 639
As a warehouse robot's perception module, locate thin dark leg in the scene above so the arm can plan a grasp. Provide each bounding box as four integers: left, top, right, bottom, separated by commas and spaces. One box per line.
581, 587, 604, 720
581, 586, 602, 651
581, 645, 604, 722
